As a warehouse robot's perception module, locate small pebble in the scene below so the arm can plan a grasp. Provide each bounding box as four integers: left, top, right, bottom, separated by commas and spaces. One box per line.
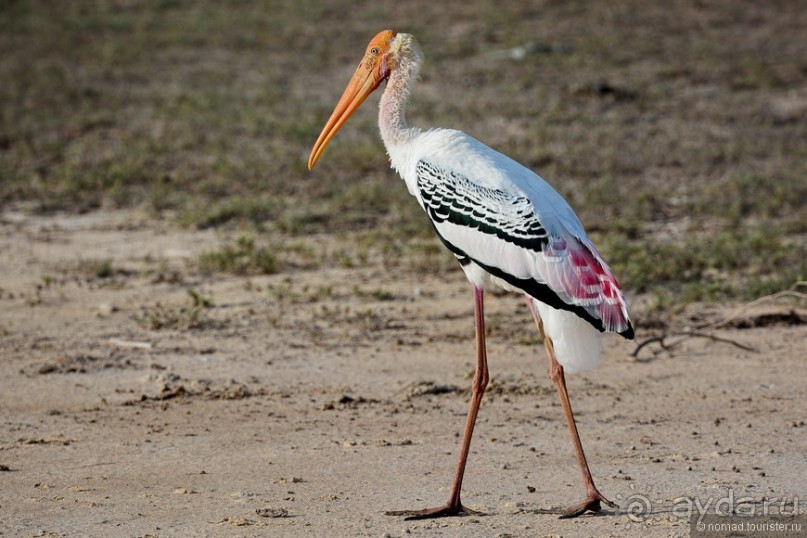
97, 303, 117, 317
256, 507, 289, 518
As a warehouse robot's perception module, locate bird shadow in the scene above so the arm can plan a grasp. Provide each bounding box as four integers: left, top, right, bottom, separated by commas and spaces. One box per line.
519, 506, 626, 518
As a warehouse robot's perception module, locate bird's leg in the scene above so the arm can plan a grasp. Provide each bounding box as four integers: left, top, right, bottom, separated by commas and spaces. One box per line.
545, 342, 617, 518
386, 285, 489, 520
527, 299, 617, 519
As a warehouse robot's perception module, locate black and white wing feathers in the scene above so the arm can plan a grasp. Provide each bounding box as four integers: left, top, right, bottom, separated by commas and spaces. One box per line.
414, 158, 633, 338
417, 160, 547, 253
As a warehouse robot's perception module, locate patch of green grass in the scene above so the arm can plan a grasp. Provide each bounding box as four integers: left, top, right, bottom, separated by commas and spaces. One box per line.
180, 195, 278, 230
91, 259, 116, 279
199, 235, 279, 275
402, 240, 458, 275
352, 286, 396, 301
517, 334, 543, 346
137, 287, 215, 331
74, 258, 125, 280
186, 288, 214, 308
605, 224, 807, 302
267, 281, 334, 304
314, 304, 390, 335
274, 206, 334, 235
2, 0, 805, 314
690, 173, 807, 224
266, 281, 302, 303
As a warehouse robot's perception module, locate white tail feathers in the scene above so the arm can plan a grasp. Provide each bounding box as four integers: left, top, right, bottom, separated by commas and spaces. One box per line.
533, 299, 602, 373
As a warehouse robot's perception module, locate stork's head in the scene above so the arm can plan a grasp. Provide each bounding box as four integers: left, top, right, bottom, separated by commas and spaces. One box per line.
307, 30, 397, 170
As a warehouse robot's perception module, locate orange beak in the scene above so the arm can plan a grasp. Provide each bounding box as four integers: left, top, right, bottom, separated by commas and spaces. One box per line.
308, 30, 396, 170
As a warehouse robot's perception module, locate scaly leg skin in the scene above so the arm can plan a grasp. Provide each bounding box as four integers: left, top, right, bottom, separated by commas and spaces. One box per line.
386, 286, 489, 520
527, 298, 618, 519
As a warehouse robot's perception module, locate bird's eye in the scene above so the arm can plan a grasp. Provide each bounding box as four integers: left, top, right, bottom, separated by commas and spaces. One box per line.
371, 47, 380, 55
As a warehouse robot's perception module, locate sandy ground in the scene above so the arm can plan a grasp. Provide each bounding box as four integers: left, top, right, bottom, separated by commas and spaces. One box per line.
0, 209, 805, 537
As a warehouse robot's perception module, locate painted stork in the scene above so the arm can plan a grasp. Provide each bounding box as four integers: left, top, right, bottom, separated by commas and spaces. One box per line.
308, 30, 634, 519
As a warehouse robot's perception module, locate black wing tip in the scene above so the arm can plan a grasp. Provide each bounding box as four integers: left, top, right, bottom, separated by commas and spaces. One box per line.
619, 323, 635, 340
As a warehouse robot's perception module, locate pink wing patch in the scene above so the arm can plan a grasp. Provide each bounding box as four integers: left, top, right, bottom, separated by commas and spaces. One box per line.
543, 236, 632, 336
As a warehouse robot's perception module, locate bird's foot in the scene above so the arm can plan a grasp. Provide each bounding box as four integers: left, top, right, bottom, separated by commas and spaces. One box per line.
385, 502, 482, 520
558, 490, 618, 519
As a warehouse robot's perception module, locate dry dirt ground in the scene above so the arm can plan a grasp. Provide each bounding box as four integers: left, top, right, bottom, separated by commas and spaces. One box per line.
0, 209, 804, 538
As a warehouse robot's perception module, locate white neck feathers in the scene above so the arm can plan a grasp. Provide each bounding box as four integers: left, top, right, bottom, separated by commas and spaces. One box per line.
379, 33, 421, 167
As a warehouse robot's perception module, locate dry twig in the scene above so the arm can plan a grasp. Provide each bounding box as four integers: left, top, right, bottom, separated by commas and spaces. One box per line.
631, 283, 807, 359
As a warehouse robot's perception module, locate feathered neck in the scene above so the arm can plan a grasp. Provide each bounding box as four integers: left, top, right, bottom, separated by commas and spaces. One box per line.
379, 33, 421, 151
